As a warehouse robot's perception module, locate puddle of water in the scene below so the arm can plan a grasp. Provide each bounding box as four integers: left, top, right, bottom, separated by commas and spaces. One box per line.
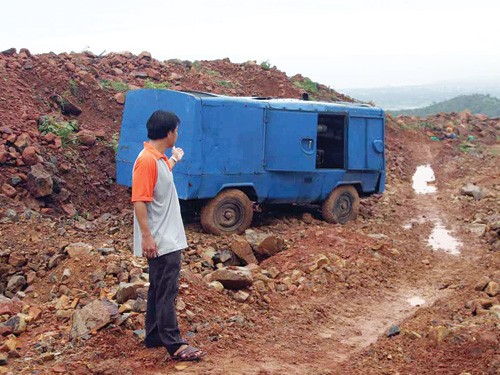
412, 165, 437, 194
403, 223, 412, 229
407, 296, 425, 306
428, 221, 461, 255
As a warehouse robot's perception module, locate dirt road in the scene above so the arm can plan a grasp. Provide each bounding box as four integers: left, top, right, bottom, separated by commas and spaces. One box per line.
77, 138, 495, 375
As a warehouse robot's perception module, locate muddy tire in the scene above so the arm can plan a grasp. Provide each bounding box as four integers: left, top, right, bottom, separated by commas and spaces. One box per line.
322, 185, 359, 224
200, 189, 253, 235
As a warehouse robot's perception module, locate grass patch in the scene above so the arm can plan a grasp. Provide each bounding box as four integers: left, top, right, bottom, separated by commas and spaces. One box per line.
192, 61, 202, 71
486, 145, 500, 155
294, 77, 319, 94
459, 142, 477, 154
69, 79, 79, 97
143, 79, 170, 90
218, 80, 233, 88
100, 79, 130, 92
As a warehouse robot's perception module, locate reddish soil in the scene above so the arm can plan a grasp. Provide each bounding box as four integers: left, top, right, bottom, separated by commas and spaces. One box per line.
0, 49, 499, 375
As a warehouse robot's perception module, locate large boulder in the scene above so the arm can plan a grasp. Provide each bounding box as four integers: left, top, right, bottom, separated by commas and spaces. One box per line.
50, 95, 82, 116
27, 163, 53, 198
231, 238, 258, 265
22, 146, 42, 166
115, 283, 139, 304
70, 299, 118, 339
14, 133, 31, 150
77, 130, 96, 146
460, 183, 488, 200
65, 242, 93, 258
245, 230, 284, 257
209, 267, 253, 290
6, 275, 26, 294
1, 183, 17, 198
8, 253, 26, 267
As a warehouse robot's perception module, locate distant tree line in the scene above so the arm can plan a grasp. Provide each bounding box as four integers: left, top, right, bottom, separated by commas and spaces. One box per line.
389, 94, 500, 117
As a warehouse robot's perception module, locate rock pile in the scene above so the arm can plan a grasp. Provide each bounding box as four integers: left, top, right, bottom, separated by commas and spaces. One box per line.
0, 48, 351, 222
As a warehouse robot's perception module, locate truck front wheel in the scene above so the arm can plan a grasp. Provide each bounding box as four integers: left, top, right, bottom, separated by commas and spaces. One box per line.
200, 189, 253, 235
322, 185, 359, 224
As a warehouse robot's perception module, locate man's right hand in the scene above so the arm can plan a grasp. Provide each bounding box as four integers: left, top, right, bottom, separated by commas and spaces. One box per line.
142, 234, 159, 258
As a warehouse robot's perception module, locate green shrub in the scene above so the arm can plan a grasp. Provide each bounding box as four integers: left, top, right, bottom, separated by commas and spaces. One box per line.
38, 116, 79, 145
101, 132, 120, 154
109, 133, 119, 154
260, 60, 271, 70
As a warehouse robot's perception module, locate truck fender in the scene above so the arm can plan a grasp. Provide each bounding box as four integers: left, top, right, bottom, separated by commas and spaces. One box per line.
218, 183, 258, 202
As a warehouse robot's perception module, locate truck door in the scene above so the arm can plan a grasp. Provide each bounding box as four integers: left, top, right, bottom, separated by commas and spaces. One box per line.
366, 118, 384, 170
264, 109, 317, 172
347, 117, 384, 170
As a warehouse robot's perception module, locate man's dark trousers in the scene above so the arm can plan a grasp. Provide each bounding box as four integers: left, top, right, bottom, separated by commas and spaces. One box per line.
144, 250, 187, 355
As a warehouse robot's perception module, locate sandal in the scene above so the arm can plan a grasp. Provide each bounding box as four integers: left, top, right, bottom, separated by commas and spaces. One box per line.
170, 345, 207, 361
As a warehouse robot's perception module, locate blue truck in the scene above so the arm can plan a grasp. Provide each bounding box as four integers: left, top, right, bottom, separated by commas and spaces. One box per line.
117, 89, 385, 235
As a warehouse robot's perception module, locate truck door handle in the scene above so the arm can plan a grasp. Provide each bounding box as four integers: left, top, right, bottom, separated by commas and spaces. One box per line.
372, 140, 384, 153
301, 138, 314, 154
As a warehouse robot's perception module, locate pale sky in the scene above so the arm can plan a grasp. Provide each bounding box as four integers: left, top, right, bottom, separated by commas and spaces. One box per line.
2, 0, 500, 89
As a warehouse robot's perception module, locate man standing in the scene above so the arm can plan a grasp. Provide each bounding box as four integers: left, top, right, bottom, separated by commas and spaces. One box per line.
131, 110, 205, 361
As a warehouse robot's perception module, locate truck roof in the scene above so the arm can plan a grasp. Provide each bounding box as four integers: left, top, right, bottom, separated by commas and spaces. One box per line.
180, 90, 384, 117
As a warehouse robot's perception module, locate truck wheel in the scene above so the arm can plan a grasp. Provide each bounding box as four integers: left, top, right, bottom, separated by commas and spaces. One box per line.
322, 185, 359, 224
200, 189, 253, 235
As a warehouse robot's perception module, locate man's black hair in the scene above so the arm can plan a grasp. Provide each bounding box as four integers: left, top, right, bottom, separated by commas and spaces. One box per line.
146, 110, 180, 140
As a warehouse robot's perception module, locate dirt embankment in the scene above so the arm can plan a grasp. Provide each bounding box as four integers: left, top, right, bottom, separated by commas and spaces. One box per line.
0, 48, 499, 374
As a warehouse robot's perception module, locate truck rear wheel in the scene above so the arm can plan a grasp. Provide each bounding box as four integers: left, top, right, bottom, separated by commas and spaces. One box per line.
322, 185, 359, 224
200, 189, 253, 235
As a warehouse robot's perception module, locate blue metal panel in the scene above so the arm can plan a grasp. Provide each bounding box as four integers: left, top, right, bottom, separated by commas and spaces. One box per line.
264, 110, 317, 172
200, 103, 265, 175
263, 172, 323, 203
346, 116, 385, 172
347, 117, 367, 170
366, 118, 385, 170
